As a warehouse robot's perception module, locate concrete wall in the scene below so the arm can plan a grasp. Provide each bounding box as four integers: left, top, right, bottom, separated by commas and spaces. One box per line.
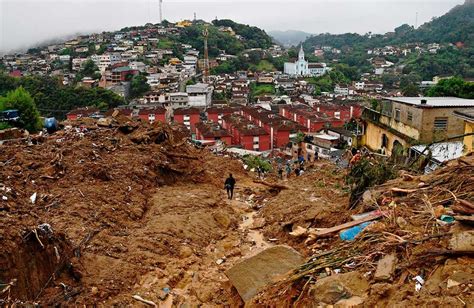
420, 107, 469, 143
462, 121, 473, 154
364, 122, 409, 155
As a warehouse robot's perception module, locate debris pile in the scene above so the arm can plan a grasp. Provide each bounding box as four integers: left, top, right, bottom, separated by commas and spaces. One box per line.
0, 118, 252, 306
252, 156, 474, 306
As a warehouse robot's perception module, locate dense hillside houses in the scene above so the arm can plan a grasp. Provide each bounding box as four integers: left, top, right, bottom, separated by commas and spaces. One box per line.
2, 4, 473, 159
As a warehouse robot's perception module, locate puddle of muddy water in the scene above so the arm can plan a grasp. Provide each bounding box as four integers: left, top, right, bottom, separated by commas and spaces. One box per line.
239, 212, 272, 254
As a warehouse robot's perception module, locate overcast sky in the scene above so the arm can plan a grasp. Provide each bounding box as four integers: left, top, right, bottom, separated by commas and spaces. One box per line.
0, 0, 464, 53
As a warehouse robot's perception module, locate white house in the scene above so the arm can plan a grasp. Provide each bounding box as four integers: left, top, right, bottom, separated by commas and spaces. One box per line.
186, 83, 213, 107
130, 61, 147, 73
308, 63, 328, 77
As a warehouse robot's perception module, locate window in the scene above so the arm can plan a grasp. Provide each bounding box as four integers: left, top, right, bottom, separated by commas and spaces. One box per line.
434, 117, 448, 131
253, 136, 260, 145
394, 108, 401, 121
334, 111, 341, 119
407, 111, 413, 122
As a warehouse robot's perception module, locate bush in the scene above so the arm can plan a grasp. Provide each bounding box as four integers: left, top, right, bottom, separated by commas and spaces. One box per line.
0, 87, 42, 132
243, 155, 272, 172
346, 158, 398, 209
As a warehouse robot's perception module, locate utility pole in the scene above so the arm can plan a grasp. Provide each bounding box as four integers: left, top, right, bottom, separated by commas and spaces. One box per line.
159, 0, 163, 24
203, 25, 209, 83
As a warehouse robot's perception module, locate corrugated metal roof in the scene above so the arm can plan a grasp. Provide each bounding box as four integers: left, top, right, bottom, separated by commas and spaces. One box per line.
384, 97, 474, 107
454, 109, 474, 120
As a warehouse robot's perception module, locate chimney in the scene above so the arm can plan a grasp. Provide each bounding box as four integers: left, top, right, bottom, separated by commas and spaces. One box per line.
420, 99, 427, 105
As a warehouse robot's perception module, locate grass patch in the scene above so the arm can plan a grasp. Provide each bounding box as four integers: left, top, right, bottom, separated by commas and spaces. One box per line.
251, 84, 275, 97
250, 60, 276, 72
157, 38, 174, 49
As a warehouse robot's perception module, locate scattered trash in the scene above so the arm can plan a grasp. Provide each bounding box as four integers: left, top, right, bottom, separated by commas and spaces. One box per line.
30, 192, 37, 204
413, 275, 424, 292
132, 294, 157, 307
216, 258, 225, 265
339, 222, 372, 241
37, 223, 54, 238
439, 215, 455, 224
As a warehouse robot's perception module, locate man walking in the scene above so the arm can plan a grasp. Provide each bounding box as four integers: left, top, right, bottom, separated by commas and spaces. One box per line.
224, 174, 236, 200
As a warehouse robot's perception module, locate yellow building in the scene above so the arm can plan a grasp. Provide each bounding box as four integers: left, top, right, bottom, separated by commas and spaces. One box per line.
454, 110, 474, 154
362, 97, 474, 155
176, 20, 193, 28
169, 58, 182, 65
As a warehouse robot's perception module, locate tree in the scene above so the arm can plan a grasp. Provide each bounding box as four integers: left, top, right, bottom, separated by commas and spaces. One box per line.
130, 74, 151, 98
75, 60, 101, 83
0, 87, 42, 132
427, 77, 474, 99
402, 84, 420, 97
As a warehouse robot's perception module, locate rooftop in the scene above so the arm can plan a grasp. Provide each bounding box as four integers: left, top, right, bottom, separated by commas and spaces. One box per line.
222, 114, 268, 136
454, 109, 474, 122
186, 83, 211, 93
384, 97, 474, 108
173, 107, 201, 115
195, 122, 231, 138
411, 141, 464, 163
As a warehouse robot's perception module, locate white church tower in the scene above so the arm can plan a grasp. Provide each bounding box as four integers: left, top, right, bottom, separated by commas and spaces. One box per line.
284, 45, 309, 76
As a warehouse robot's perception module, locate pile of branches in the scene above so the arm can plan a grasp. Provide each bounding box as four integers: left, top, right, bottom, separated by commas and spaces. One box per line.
281, 156, 474, 296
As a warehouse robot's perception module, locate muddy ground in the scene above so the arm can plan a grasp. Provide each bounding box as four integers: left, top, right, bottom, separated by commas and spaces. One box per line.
1, 119, 473, 307
0, 120, 276, 306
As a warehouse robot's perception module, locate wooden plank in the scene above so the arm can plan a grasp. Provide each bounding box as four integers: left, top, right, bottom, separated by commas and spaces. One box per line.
309, 212, 385, 237
454, 215, 474, 225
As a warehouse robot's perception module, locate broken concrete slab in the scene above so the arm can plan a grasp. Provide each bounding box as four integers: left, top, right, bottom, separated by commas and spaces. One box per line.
374, 254, 397, 282
309, 271, 370, 305
335, 296, 365, 308
226, 245, 304, 302
449, 231, 474, 252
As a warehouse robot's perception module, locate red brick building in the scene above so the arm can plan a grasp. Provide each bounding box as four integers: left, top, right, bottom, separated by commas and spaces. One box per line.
241, 107, 304, 149
138, 107, 167, 124
173, 107, 201, 132
222, 114, 270, 151
280, 105, 345, 133
195, 122, 232, 145
313, 103, 362, 122
66, 107, 101, 121
206, 106, 240, 124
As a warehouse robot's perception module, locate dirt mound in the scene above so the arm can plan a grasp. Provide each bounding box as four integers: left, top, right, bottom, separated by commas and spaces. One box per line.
257, 162, 351, 252
0, 119, 253, 305
251, 156, 474, 306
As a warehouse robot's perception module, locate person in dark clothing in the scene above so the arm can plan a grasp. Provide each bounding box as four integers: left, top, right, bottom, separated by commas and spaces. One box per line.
224, 174, 236, 200
294, 168, 300, 176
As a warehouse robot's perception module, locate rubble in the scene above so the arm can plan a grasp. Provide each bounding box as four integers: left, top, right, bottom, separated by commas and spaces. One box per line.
250, 155, 474, 306
0, 118, 262, 306
374, 254, 397, 282
1, 116, 473, 306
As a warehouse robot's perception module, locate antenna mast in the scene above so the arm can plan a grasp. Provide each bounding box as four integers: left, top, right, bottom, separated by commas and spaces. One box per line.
159, 0, 163, 23
203, 25, 210, 83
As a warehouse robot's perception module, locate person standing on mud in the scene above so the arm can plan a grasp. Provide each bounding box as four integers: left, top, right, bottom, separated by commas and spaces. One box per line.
224, 174, 236, 200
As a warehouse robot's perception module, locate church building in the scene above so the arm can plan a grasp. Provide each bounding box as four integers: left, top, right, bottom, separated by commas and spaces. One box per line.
284, 46, 309, 76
